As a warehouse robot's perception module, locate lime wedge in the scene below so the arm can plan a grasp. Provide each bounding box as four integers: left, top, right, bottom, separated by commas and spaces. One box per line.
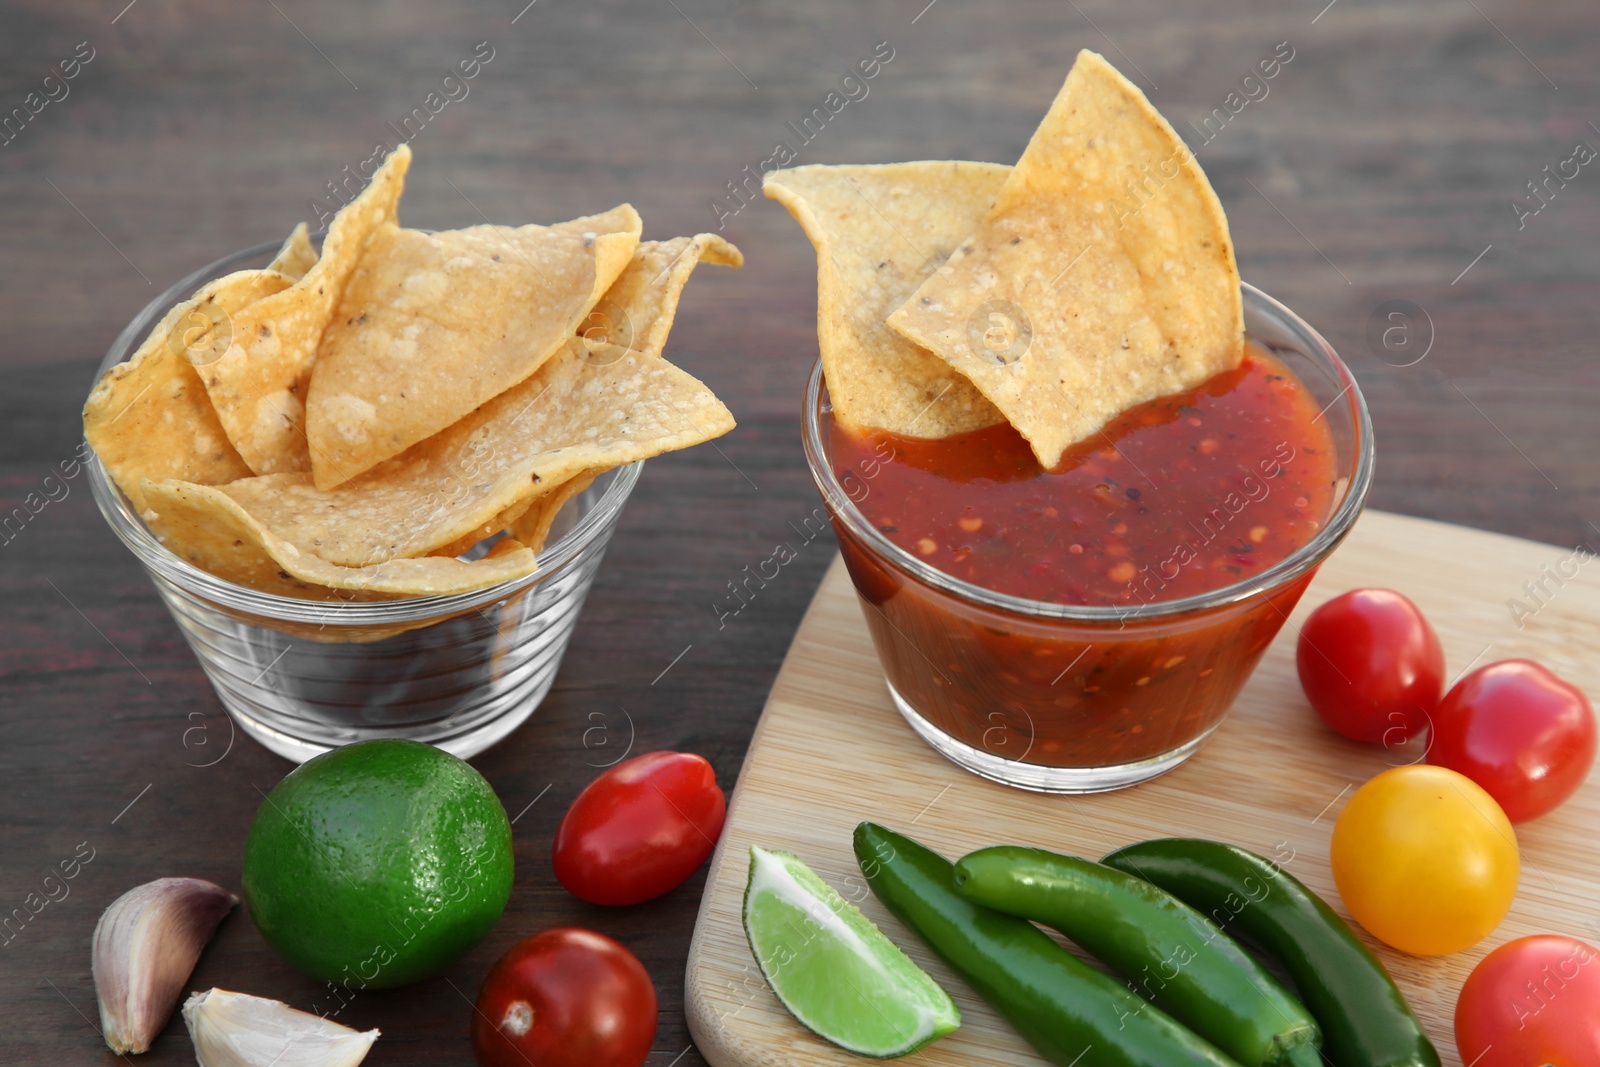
742, 846, 959, 1058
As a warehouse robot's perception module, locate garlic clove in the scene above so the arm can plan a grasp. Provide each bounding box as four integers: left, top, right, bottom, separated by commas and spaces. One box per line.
182, 989, 379, 1067
93, 877, 237, 1054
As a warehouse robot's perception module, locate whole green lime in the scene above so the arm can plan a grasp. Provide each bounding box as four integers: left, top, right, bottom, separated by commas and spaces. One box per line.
242, 739, 514, 989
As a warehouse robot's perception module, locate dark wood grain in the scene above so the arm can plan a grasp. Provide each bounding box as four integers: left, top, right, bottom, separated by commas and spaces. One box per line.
1, 0, 1597, 1063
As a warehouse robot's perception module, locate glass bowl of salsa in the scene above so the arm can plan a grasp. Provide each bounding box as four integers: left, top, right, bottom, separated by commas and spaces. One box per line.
803, 284, 1374, 792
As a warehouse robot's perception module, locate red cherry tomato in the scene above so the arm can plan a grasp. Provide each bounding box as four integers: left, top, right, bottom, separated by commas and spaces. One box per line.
1456, 934, 1600, 1066
1428, 659, 1596, 822
1296, 588, 1444, 745
471, 928, 657, 1067
553, 750, 726, 906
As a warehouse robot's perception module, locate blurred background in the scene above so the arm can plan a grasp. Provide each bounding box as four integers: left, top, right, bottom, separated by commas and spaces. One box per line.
1, 0, 1595, 1063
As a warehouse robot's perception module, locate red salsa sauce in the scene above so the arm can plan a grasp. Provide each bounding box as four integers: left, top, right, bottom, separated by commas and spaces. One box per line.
829, 344, 1339, 608
823, 343, 1344, 769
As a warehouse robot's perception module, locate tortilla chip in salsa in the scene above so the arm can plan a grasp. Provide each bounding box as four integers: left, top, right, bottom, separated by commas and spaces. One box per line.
764, 162, 1009, 438
885, 50, 1242, 468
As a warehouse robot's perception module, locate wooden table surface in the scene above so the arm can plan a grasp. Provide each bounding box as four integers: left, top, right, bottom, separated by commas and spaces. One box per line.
1, 1, 1595, 1063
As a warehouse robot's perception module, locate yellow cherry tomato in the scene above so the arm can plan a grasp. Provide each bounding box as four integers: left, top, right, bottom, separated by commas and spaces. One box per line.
1330, 765, 1518, 955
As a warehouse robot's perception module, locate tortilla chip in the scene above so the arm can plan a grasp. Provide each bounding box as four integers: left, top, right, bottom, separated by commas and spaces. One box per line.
85, 269, 290, 512
505, 471, 598, 553
483, 537, 531, 560
575, 233, 744, 364
577, 233, 741, 361
763, 162, 1008, 438
200, 346, 734, 567
427, 234, 739, 558
428, 497, 537, 560
427, 465, 596, 560
886, 51, 1242, 469
267, 222, 318, 281
305, 205, 644, 489
199, 145, 412, 476
142, 478, 538, 597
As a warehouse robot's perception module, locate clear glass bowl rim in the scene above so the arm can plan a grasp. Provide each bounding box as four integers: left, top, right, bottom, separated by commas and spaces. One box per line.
86, 236, 642, 626
801, 282, 1375, 622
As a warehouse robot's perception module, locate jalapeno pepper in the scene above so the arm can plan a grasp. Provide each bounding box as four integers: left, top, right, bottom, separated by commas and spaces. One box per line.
952, 846, 1322, 1067
853, 823, 1242, 1067
1101, 838, 1440, 1067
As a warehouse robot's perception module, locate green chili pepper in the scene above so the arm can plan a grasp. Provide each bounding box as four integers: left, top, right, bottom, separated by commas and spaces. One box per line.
1101, 838, 1440, 1067
952, 846, 1322, 1067
853, 823, 1242, 1067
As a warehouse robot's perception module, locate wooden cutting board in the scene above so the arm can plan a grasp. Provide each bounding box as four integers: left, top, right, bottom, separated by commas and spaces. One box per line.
685, 509, 1600, 1067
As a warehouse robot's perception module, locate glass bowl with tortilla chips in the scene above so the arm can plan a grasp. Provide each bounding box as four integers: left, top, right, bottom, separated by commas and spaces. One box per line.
85, 187, 740, 762
85, 238, 640, 761
84, 144, 739, 762
802, 284, 1374, 793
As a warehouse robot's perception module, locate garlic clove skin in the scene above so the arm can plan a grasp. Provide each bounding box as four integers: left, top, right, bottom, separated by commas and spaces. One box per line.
92, 877, 237, 1054
182, 989, 379, 1067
